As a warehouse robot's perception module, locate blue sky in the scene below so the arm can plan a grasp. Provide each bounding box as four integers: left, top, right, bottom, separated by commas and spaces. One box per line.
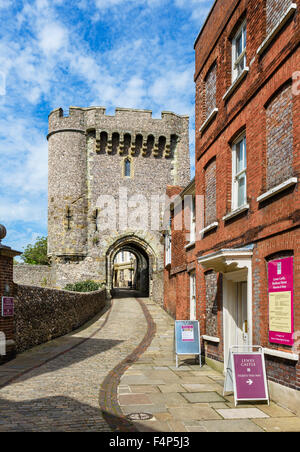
0, 0, 213, 255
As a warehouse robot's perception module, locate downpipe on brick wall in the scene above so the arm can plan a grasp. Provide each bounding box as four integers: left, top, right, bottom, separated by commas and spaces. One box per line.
0, 332, 6, 356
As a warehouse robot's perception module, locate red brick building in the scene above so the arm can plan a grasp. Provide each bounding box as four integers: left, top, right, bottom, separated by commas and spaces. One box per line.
164, 0, 300, 414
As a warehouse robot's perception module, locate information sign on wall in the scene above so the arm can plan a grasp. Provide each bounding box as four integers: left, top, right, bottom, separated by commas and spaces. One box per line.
268, 257, 294, 346
1, 297, 14, 317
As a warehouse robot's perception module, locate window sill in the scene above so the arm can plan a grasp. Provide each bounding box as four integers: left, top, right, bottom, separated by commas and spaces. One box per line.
263, 348, 298, 362
202, 335, 220, 344
200, 222, 218, 235
199, 108, 218, 133
223, 204, 249, 221
257, 4, 297, 56
185, 241, 195, 251
257, 178, 298, 203
223, 67, 249, 102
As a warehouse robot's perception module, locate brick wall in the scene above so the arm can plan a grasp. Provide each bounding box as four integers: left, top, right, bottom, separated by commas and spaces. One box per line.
266, 0, 293, 34
14, 285, 107, 353
266, 83, 294, 190
192, 0, 300, 397
0, 254, 15, 361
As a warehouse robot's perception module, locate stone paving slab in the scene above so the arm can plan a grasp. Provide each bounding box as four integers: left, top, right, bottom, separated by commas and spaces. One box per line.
157, 384, 187, 393
253, 417, 300, 432
182, 392, 226, 403
147, 392, 188, 407
186, 419, 264, 432
128, 385, 161, 394
182, 383, 222, 392
217, 408, 270, 419
168, 405, 222, 421
254, 402, 296, 418
118, 394, 153, 406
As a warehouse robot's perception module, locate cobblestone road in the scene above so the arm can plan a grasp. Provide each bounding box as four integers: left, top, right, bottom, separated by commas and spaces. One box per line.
0, 295, 148, 432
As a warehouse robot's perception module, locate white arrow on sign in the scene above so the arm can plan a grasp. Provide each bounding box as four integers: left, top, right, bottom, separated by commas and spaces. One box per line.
246, 379, 253, 386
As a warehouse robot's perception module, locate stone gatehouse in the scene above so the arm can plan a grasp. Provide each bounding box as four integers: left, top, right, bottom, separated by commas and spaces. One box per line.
48, 106, 190, 302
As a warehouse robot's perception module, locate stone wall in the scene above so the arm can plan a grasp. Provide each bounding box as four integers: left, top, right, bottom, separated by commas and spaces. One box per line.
13, 264, 54, 288
14, 284, 107, 353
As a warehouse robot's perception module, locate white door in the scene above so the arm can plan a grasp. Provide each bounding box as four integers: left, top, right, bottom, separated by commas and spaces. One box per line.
190, 272, 196, 320
224, 276, 249, 367
235, 281, 248, 346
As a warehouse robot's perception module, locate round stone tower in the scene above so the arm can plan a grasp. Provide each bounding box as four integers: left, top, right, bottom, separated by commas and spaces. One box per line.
48, 107, 88, 261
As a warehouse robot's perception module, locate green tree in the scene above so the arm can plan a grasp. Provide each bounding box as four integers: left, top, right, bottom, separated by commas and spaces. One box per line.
21, 236, 50, 266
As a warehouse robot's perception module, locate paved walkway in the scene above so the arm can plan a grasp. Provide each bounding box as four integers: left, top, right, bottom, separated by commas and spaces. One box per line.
0, 295, 299, 432
119, 300, 300, 432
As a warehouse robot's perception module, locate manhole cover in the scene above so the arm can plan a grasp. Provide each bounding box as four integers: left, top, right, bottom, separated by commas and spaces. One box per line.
126, 413, 153, 421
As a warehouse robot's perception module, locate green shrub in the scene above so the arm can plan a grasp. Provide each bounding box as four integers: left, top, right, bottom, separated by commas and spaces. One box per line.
64, 280, 104, 293
21, 236, 50, 266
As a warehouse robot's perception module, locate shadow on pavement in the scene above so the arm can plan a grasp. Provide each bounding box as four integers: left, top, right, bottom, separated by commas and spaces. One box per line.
111, 288, 148, 299
0, 337, 124, 387
0, 395, 148, 432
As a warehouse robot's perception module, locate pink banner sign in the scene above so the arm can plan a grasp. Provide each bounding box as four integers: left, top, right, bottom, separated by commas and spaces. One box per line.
1, 297, 14, 317
268, 257, 294, 346
233, 354, 268, 401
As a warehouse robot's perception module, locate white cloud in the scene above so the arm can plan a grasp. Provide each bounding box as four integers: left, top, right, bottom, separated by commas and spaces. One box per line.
0, 0, 12, 9
175, 0, 213, 21
0, 198, 46, 224
38, 23, 68, 54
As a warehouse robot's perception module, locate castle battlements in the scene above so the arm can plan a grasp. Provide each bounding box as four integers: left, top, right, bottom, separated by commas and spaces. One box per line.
48, 106, 189, 139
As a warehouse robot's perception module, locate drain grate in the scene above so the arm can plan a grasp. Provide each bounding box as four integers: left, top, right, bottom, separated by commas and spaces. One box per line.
126, 413, 154, 421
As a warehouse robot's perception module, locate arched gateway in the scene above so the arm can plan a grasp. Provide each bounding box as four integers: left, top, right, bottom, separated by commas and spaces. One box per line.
47, 106, 190, 301
107, 235, 156, 297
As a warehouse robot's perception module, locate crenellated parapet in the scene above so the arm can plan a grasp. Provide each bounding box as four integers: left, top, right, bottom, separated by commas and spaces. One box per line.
48, 106, 189, 143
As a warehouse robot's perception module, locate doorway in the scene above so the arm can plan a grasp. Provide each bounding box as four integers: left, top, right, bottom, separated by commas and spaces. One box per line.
223, 270, 252, 368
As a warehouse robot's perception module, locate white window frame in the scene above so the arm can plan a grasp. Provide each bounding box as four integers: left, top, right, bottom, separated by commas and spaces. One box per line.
232, 20, 247, 82
190, 196, 196, 244
232, 133, 247, 211
165, 232, 172, 266
190, 271, 196, 321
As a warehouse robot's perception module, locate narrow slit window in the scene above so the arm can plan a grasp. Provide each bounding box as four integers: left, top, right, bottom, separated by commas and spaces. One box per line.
125, 158, 131, 177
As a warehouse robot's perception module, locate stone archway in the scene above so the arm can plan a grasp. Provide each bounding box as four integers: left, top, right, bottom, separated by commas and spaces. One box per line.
106, 235, 157, 298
